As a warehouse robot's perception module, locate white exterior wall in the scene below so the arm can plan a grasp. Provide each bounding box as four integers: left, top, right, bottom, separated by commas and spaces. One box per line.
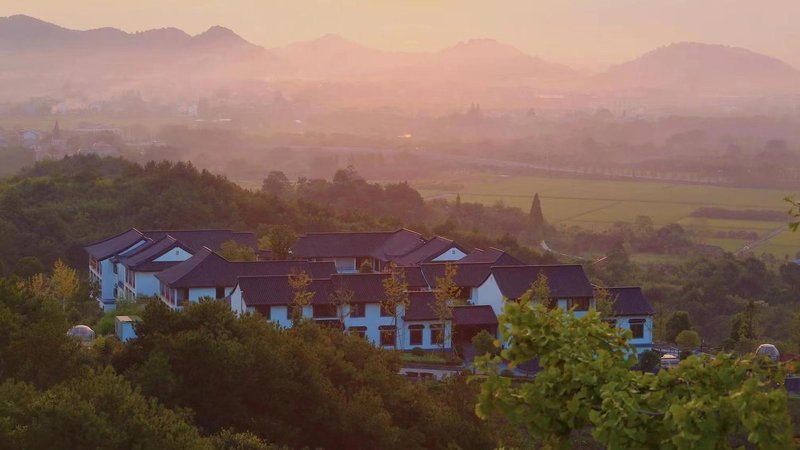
271, 306, 291, 328
97, 258, 117, 305
153, 247, 193, 262
342, 303, 401, 347
613, 315, 654, 352
229, 287, 245, 315
431, 247, 467, 262
115, 319, 138, 342
134, 272, 161, 297
473, 275, 504, 315
189, 287, 217, 302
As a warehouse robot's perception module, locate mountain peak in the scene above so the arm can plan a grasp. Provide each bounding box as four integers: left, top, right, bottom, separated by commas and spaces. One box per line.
0, 14, 67, 32
596, 41, 800, 93
192, 25, 260, 50
440, 38, 528, 60
197, 25, 239, 39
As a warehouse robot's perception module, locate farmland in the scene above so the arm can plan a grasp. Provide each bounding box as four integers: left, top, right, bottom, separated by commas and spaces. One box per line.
415, 173, 800, 259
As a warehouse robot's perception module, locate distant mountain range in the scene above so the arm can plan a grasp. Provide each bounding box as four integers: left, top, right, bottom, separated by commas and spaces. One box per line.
1, 14, 799, 103
593, 42, 800, 95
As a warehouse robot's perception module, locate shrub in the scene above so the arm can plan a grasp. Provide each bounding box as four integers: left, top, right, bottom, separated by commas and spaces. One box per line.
638, 350, 661, 373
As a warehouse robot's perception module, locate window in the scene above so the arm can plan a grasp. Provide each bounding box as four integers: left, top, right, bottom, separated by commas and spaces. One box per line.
178, 288, 189, 302
409, 325, 424, 346
349, 303, 364, 318
430, 324, 444, 346
569, 298, 590, 311
629, 319, 645, 339
380, 304, 394, 317
111, 263, 117, 274
348, 326, 367, 338
215, 287, 226, 299
313, 304, 337, 318
379, 326, 396, 347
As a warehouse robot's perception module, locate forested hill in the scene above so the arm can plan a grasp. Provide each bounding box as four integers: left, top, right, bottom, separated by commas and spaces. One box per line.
0, 155, 544, 275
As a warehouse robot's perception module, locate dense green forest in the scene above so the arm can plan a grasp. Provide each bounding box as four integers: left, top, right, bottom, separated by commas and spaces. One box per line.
0, 154, 798, 349
0, 155, 799, 447
0, 280, 509, 449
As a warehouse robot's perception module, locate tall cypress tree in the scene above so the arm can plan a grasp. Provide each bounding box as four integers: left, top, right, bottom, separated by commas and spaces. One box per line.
530, 193, 545, 239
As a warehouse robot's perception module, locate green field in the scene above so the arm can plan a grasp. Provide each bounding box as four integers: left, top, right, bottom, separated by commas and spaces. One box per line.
415, 174, 800, 258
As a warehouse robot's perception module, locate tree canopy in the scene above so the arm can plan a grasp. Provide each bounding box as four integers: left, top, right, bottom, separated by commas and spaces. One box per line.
475, 281, 794, 449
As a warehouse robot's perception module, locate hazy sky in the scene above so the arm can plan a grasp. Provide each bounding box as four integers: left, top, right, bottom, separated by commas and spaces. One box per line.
3, 0, 800, 70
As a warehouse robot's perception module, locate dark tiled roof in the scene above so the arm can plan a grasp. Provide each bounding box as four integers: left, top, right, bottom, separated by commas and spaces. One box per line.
84, 228, 145, 260
398, 266, 429, 290
607, 287, 654, 316
329, 273, 390, 303
157, 249, 332, 288
452, 305, 498, 326
308, 261, 338, 278
420, 262, 494, 288
491, 265, 593, 300
127, 261, 182, 273
404, 291, 438, 321
118, 236, 194, 270
392, 236, 466, 265
238, 276, 332, 306
460, 247, 525, 265
143, 229, 257, 252
291, 229, 424, 261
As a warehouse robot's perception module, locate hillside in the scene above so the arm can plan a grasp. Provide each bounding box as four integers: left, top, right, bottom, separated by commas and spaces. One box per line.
0, 15, 277, 100
593, 42, 800, 94
271, 34, 422, 79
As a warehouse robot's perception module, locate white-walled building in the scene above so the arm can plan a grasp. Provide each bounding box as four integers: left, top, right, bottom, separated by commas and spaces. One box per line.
84, 228, 258, 310
86, 228, 655, 353
157, 248, 336, 310
291, 229, 468, 272
229, 272, 490, 350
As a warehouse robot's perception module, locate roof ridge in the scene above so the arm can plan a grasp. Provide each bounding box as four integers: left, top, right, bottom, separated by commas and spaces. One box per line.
493, 264, 583, 268
143, 228, 235, 233
299, 230, 396, 236
84, 228, 143, 248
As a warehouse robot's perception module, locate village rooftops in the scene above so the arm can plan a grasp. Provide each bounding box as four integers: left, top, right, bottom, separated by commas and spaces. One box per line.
606, 287, 655, 316
84, 228, 146, 260
397, 266, 429, 291
391, 236, 468, 265
85, 228, 258, 260
142, 229, 257, 252
491, 264, 594, 299
156, 248, 336, 289
236, 272, 391, 307
329, 273, 390, 303
236, 276, 333, 306
291, 229, 466, 265
115, 236, 194, 272
291, 229, 419, 259
420, 262, 495, 288
452, 305, 498, 326
404, 292, 498, 325
459, 247, 525, 266
404, 291, 437, 321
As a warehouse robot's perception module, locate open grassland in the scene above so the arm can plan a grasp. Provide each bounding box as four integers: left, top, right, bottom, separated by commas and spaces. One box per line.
416, 173, 800, 258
